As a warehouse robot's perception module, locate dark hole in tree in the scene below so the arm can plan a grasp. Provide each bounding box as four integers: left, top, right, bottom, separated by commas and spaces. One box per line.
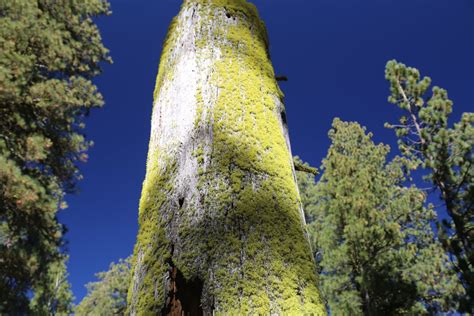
178, 197, 185, 208
281, 111, 287, 125
226, 12, 231, 18
162, 266, 204, 316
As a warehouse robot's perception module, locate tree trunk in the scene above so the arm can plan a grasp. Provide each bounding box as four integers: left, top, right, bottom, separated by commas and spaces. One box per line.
127, 0, 325, 314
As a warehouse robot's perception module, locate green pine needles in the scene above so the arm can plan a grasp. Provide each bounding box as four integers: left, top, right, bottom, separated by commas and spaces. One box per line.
385, 60, 474, 312
76, 257, 132, 316
0, 0, 111, 313
297, 119, 463, 315
1, 0, 471, 313
30, 256, 75, 315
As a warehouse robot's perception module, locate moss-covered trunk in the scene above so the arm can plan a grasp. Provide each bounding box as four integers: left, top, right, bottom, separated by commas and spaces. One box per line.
128, 0, 325, 314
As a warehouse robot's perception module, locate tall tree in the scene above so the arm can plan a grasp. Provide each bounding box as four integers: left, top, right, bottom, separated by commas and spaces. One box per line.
30, 256, 75, 316
0, 0, 111, 312
127, 0, 325, 314
385, 60, 474, 311
300, 119, 463, 315
76, 257, 131, 316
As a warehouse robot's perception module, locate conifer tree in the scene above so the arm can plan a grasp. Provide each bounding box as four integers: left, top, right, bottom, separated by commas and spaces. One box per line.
385, 60, 474, 311
30, 256, 75, 316
299, 119, 463, 315
76, 257, 131, 316
128, 0, 325, 314
0, 0, 111, 312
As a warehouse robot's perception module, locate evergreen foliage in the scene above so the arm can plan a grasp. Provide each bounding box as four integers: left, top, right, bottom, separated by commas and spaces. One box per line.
0, 0, 111, 312
385, 60, 474, 311
30, 256, 75, 315
76, 257, 131, 316
296, 119, 463, 315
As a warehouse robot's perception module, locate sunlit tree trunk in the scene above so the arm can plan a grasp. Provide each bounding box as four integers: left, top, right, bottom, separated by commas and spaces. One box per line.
128, 1, 325, 314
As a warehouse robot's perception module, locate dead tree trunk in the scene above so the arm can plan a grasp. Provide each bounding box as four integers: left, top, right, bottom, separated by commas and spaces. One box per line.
128, 0, 325, 314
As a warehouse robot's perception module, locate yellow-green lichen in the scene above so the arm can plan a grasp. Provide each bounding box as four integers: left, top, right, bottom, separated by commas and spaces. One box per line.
130, 0, 325, 314
128, 153, 177, 314
152, 16, 179, 103
188, 0, 323, 314
194, 145, 205, 165
194, 87, 204, 129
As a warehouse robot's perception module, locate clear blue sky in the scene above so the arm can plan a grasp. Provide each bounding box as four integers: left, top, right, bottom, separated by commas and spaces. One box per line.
60, 0, 474, 302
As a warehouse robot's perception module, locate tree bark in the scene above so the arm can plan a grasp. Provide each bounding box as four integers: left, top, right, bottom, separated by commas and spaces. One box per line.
128, 0, 325, 314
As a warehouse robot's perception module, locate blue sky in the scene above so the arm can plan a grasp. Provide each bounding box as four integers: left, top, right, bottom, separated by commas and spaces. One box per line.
61, 0, 474, 302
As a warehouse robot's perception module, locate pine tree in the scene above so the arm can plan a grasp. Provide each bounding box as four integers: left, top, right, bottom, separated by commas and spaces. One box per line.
127, 0, 325, 314
76, 257, 131, 316
299, 119, 463, 315
0, 0, 111, 312
385, 60, 474, 311
30, 256, 75, 316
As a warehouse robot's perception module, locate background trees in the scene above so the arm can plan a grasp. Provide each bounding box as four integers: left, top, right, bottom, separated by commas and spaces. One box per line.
0, 0, 470, 312
0, 0, 110, 312
76, 257, 131, 316
30, 256, 74, 315
385, 60, 474, 312
297, 119, 463, 315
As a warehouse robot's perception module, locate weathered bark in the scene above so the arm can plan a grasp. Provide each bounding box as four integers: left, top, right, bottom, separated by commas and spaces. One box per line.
128, 0, 325, 314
